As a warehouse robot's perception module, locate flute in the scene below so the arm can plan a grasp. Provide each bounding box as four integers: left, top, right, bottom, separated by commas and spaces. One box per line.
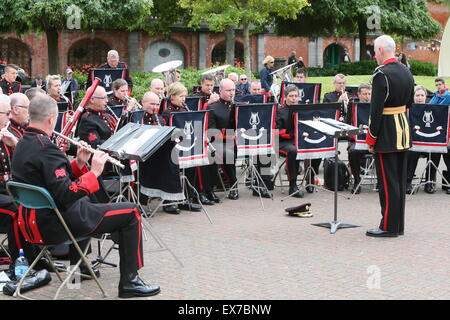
52, 131, 125, 169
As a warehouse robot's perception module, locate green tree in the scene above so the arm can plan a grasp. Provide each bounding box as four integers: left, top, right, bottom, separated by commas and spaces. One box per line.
0, 0, 152, 74
275, 0, 442, 62
180, 0, 309, 80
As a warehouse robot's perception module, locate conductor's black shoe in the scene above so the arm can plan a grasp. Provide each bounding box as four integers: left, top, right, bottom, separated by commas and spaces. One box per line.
196, 193, 215, 205
118, 273, 160, 298
163, 205, 180, 214
424, 183, 436, 194
406, 183, 413, 194
366, 228, 398, 237
252, 187, 272, 198
178, 202, 202, 212
206, 191, 220, 203
35, 257, 67, 273
305, 185, 315, 193
447, 189, 450, 195
228, 189, 239, 200
289, 185, 304, 198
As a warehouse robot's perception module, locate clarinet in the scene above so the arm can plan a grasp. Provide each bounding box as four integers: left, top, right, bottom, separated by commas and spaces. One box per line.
182, 102, 191, 112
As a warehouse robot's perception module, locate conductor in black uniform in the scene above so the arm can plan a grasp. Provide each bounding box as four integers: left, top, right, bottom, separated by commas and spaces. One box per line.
11, 94, 160, 298
365, 35, 414, 238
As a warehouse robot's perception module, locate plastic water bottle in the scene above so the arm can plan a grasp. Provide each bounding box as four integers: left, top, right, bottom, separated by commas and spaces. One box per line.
14, 249, 29, 280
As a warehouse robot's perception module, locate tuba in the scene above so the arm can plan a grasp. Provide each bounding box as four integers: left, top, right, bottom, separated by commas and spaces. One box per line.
152, 60, 183, 87
269, 61, 298, 104
201, 65, 230, 86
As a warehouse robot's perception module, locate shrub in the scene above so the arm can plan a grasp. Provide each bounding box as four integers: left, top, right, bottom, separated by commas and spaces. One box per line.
409, 60, 437, 76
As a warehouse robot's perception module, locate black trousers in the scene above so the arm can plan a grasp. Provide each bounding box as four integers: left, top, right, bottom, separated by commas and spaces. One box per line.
213, 142, 237, 185
196, 164, 217, 193
254, 155, 275, 189
406, 151, 441, 184
374, 152, 407, 233
0, 194, 37, 262
279, 143, 299, 185
349, 150, 371, 181
75, 202, 143, 278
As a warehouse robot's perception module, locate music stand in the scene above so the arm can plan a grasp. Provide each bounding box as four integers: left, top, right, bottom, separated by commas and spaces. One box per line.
300, 118, 363, 234
281, 103, 346, 200
99, 123, 184, 266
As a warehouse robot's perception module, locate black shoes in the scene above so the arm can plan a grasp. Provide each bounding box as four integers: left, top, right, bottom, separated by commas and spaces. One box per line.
289, 185, 304, 198
305, 185, 315, 193
406, 183, 413, 195
252, 187, 272, 198
366, 228, 398, 237
118, 273, 160, 298
178, 201, 202, 212
163, 204, 180, 215
34, 257, 67, 273
206, 191, 220, 203
447, 189, 450, 195
72, 264, 100, 283
228, 189, 239, 200
424, 183, 436, 194
196, 193, 215, 206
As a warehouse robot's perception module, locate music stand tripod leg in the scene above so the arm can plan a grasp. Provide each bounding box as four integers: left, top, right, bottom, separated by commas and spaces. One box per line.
181, 171, 213, 224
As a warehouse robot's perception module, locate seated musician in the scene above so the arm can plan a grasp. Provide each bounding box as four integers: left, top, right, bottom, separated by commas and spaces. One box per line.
46, 75, 73, 112
148, 78, 166, 110
294, 68, 308, 83
0, 64, 22, 96
11, 94, 160, 298
276, 85, 304, 198
8, 93, 30, 139
207, 78, 239, 200
92, 50, 133, 91
191, 74, 220, 109
162, 82, 202, 211
346, 83, 372, 194
406, 85, 442, 194
249, 80, 263, 95
108, 79, 137, 109
323, 74, 352, 119
141, 91, 165, 126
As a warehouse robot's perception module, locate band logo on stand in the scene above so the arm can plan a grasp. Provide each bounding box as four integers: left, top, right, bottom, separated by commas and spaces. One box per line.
350, 102, 370, 150
170, 111, 210, 169
409, 104, 450, 153
185, 96, 203, 111
280, 82, 321, 105
289, 104, 340, 160
235, 103, 276, 157
89, 68, 126, 92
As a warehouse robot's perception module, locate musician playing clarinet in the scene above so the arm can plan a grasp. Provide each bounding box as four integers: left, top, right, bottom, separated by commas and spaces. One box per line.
8, 93, 30, 139
11, 94, 160, 298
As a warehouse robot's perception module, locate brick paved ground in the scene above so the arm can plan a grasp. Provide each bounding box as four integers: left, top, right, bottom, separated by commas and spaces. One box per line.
1, 146, 449, 300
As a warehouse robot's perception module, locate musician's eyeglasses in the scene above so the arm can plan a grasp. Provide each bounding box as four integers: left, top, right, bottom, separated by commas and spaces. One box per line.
0, 111, 11, 116
14, 105, 28, 109
148, 103, 160, 106
93, 96, 108, 99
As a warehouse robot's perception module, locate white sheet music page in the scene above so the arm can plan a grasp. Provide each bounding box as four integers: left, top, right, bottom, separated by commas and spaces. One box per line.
118, 127, 159, 155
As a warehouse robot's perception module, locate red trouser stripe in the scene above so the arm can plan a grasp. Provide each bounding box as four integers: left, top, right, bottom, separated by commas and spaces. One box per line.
0, 208, 22, 250
379, 154, 389, 231
197, 167, 204, 191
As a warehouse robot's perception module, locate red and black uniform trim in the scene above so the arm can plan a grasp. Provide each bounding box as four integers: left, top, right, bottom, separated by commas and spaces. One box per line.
142, 112, 165, 126
77, 108, 117, 149
51, 95, 74, 112
0, 79, 22, 95
161, 100, 189, 124
107, 95, 126, 107
8, 119, 26, 140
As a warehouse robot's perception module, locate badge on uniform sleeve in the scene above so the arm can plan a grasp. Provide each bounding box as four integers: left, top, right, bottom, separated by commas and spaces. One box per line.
88, 132, 97, 142
54, 168, 67, 178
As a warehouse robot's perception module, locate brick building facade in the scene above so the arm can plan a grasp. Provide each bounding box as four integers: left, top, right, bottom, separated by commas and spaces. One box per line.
0, 2, 448, 78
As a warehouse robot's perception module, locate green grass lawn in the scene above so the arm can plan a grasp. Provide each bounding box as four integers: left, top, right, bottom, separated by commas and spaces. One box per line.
307, 75, 437, 101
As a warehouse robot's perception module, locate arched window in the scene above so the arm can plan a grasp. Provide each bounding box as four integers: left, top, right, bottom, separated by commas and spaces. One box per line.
68, 38, 111, 69
0, 38, 32, 75
323, 43, 346, 68
144, 40, 186, 72
211, 41, 244, 66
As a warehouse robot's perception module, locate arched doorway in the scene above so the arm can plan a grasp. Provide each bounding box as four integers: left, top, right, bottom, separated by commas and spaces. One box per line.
0, 38, 32, 75
211, 41, 244, 65
323, 43, 345, 68
68, 38, 111, 69
144, 40, 185, 72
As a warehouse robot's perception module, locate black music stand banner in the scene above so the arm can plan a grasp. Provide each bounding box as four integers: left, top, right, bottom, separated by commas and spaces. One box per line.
235, 103, 276, 157
89, 68, 126, 92
170, 111, 210, 169
234, 94, 267, 104
55, 111, 72, 133
280, 82, 321, 105
409, 103, 450, 153
289, 104, 340, 160
350, 102, 370, 151
108, 105, 126, 119
132, 110, 145, 124
185, 96, 203, 111
57, 101, 70, 112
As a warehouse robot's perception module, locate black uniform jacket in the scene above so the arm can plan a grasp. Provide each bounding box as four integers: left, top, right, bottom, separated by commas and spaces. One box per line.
275, 104, 294, 144
161, 100, 189, 124
11, 126, 111, 244
77, 108, 117, 149
0, 79, 22, 95
142, 112, 165, 126
8, 119, 26, 140
366, 58, 414, 152
206, 98, 235, 141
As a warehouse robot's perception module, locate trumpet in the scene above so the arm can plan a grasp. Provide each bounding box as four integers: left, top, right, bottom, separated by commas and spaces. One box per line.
52, 130, 125, 169
124, 96, 143, 112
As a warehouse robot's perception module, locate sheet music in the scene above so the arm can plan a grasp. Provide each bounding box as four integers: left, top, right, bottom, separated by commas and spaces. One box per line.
117, 127, 159, 155
299, 118, 360, 137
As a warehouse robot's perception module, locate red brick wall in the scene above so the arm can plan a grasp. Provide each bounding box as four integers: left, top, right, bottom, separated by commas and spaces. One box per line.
263, 36, 309, 66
